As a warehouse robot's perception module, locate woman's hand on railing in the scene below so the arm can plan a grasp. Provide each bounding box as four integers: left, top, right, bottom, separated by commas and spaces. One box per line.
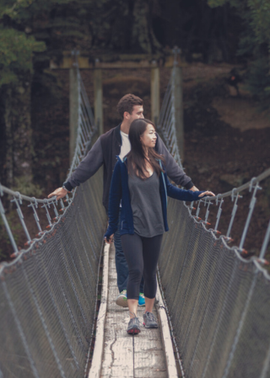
104, 235, 114, 244
199, 191, 215, 197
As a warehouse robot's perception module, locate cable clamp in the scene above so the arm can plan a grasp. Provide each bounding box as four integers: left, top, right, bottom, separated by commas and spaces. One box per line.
257, 258, 270, 265
231, 188, 238, 201
224, 236, 234, 243
10, 193, 20, 205
24, 240, 34, 247
249, 177, 262, 192
33, 197, 38, 208
203, 221, 211, 226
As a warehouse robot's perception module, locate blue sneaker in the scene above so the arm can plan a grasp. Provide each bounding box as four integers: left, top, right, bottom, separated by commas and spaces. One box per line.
138, 292, 145, 307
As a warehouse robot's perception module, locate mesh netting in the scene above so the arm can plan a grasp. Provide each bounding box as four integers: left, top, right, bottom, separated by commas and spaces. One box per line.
0, 169, 106, 378
159, 198, 270, 378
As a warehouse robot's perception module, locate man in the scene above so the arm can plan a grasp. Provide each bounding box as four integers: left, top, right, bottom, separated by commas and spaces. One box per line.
48, 93, 199, 307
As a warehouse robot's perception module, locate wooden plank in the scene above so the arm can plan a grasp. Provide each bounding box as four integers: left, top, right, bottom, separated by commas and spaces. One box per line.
134, 309, 167, 378
95, 243, 176, 378
156, 280, 178, 378
50, 52, 181, 70
101, 246, 134, 378
88, 242, 110, 378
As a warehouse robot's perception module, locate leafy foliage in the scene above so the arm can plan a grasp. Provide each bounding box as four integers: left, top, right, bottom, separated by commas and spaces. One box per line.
245, 57, 270, 107
208, 0, 270, 48
208, 0, 270, 105
0, 27, 45, 86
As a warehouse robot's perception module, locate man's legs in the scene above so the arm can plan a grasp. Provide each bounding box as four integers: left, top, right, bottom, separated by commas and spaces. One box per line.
114, 211, 144, 306
114, 210, 129, 293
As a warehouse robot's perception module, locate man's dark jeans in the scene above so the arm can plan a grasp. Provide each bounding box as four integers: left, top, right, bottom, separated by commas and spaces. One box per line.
114, 210, 144, 293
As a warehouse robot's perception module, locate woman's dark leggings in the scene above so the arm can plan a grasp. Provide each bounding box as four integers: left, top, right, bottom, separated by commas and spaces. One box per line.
121, 233, 163, 300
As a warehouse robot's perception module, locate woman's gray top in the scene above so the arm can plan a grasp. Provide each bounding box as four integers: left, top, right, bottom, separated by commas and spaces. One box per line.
128, 171, 165, 237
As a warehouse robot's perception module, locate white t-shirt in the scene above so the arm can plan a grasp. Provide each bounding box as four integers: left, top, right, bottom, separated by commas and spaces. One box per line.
119, 130, 131, 160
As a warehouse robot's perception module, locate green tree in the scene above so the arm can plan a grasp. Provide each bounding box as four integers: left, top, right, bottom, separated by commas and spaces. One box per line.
0, 27, 45, 86
208, 0, 270, 106
0, 2, 46, 188
0, 0, 163, 188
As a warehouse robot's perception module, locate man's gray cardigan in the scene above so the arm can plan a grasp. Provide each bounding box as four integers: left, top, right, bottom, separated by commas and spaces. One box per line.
63, 124, 194, 213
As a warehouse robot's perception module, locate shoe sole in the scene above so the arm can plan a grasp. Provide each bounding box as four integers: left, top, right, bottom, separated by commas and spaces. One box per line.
143, 322, 158, 329
127, 328, 141, 335
116, 296, 128, 307
138, 302, 145, 307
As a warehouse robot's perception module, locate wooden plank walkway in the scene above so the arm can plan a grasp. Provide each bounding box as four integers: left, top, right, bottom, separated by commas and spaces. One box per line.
89, 243, 178, 378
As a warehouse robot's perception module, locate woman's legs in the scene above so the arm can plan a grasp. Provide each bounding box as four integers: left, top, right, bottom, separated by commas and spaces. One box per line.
141, 234, 163, 328
145, 298, 155, 313
121, 233, 144, 319
121, 233, 163, 331
142, 234, 163, 306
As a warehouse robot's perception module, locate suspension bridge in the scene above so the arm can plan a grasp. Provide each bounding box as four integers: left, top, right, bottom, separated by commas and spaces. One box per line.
1, 53, 270, 378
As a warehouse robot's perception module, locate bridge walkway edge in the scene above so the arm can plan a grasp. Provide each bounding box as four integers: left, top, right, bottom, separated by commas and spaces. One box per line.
89, 243, 178, 378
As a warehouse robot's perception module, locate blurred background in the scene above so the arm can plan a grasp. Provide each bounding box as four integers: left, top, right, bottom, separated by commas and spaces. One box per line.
0, 0, 270, 261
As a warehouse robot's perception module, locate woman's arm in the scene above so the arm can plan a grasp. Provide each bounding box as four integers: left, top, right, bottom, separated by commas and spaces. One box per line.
104, 161, 122, 238
164, 173, 214, 201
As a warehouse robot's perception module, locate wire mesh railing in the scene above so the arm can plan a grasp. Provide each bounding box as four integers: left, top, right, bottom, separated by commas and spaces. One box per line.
0, 64, 97, 258
1, 51, 270, 378
0, 63, 107, 378
157, 63, 183, 169
68, 64, 96, 177
157, 62, 270, 378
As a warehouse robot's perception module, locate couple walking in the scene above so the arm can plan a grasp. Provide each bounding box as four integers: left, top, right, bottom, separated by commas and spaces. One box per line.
49, 94, 214, 335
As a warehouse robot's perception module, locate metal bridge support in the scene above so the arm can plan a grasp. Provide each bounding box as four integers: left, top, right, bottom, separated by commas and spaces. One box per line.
173, 65, 184, 162
151, 60, 160, 125
94, 60, 103, 135
69, 61, 79, 164
172, 47, 184, 162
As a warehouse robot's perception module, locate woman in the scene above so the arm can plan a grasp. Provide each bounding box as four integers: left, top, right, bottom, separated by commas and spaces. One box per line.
104, 119, 214, 335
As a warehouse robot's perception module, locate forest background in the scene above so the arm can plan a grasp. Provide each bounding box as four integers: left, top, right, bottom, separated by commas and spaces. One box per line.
0, 0, 270, 261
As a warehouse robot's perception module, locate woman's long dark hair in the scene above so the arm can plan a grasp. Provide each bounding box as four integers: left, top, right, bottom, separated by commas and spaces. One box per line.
126, 118, 164, 179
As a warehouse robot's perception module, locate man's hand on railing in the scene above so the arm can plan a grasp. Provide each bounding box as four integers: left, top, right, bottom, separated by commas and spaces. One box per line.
48, 187, 68, 201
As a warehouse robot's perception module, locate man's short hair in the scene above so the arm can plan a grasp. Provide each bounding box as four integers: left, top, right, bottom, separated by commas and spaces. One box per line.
117, 94, 143, 119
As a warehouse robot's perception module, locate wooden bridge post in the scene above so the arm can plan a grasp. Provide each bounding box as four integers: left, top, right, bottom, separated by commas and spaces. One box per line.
94, 59, 103, 135
151, 60, 160, 125
69, 55, 79, 164
172, 47, 184, 162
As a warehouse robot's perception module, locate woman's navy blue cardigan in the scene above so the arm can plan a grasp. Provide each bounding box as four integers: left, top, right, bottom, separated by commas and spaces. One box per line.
104, 157, 204, 238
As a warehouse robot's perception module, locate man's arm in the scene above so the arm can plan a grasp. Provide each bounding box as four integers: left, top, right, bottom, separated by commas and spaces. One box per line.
48, 137, 104, 200
156, 135, 199, 191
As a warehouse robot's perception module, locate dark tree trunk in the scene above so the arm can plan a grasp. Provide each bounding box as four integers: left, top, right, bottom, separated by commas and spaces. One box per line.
2, 78, 33, 190
131, 0, 161, 53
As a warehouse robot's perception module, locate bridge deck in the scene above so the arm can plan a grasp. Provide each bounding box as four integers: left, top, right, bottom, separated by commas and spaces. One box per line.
89, 244, 177, 378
